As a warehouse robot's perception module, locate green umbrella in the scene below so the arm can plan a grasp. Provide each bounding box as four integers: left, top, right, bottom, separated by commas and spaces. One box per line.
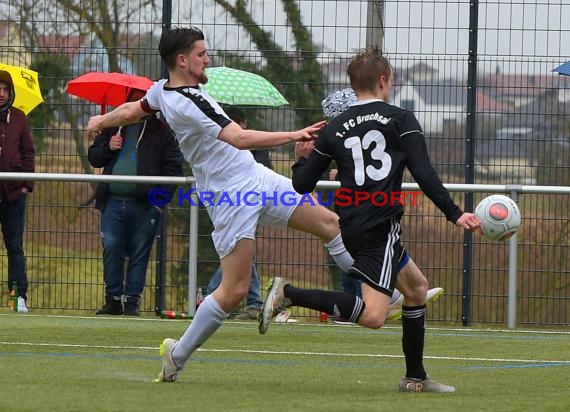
201, 66, 289, 107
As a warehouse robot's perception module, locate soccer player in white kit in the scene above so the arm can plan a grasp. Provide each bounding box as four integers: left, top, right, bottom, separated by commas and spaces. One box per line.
88, 27, 362, 382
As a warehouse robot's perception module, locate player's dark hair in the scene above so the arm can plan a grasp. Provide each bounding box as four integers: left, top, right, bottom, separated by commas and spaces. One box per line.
347, 47, 392, 93
159, 27, 205, 69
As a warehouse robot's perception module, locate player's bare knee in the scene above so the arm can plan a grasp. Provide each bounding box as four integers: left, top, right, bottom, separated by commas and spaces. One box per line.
217, 282, 248, 308
319, 210, 341, 240
358, 310, 386, 329
325, 210, 340, 229
361, 317, 385, 329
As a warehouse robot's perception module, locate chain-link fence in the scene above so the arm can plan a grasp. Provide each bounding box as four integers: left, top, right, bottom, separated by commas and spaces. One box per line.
0, 1, 569, 326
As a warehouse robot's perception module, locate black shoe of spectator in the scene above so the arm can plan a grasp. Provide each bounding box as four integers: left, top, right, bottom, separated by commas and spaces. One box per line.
95, 296, 123, 315
123, 296, 141, 316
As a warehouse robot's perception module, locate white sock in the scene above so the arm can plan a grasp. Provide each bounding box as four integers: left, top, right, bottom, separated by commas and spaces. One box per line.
172, 294, 228, 367
325, 233, 354, 273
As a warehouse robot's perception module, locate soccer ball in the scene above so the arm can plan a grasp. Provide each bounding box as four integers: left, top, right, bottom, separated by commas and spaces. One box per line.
475, 194, 521, 241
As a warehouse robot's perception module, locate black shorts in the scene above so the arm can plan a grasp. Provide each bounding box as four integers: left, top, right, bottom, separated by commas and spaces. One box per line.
342, 219, 408, 297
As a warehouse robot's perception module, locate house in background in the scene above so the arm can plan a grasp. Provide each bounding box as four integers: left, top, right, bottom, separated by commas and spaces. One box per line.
398, 60, 439, 83
37, 33, 82, 59
478, 72, 566, 109
321, 58, 570, 184
392, 80, 465, 136
475, 127, 539, 184
392, 78, 512, 136
475, 75, 570, 184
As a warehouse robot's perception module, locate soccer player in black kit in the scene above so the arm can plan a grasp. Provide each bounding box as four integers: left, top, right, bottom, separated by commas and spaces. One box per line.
259, 48, 480, 393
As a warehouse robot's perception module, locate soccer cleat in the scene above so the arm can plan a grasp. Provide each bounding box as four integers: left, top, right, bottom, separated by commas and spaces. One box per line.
386, 294, 404, 320
399, 377, 456, 393
156, 338, 183, 382
17, 297, 28, 313
387, 287, 444, 321
427, 287, 444, 304
258, 277, 291, 334
332, 317, 354, 325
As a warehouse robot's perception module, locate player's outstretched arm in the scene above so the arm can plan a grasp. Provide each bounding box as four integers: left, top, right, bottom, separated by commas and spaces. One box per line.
455, 212, 481, 232
87, 101, 147, 139
218, 120, 326, 149
291, 140, 332, 194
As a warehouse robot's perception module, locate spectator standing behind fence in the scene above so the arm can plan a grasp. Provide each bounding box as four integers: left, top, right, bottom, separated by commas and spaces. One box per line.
207, 105, 271, 320
0, 71, 35, 314
88, 90, 184, 316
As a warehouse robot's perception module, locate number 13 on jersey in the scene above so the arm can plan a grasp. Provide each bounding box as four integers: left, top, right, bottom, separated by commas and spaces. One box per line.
344, 130, 392, 186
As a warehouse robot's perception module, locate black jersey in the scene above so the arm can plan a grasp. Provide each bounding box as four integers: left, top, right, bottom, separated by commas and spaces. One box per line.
292, 99, 462, 237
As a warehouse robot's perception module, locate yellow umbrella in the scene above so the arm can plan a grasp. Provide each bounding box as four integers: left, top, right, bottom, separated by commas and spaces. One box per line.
0, 63, 44, 115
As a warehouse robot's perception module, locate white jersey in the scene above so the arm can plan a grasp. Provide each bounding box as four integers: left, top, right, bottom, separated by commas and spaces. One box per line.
144, 79, 300, 258
144, 79, 257, 192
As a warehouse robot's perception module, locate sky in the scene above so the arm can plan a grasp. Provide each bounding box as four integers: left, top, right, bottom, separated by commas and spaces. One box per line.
3, 0, 568, 77
174, 0, 570, 76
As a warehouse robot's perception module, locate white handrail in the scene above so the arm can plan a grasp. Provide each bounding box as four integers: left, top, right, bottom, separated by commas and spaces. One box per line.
2, 172, 568, 327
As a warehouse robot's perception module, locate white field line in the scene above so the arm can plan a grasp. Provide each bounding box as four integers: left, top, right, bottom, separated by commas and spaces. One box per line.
0, 340, 569, 365
3, 313, 570, 336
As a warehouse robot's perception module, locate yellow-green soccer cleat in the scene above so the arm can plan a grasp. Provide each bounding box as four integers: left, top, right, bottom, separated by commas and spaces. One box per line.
155, 338, 183, 383
258, 277, 291, 335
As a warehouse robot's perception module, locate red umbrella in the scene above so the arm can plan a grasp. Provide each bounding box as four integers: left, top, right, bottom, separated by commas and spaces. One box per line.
66, 72, 154, 113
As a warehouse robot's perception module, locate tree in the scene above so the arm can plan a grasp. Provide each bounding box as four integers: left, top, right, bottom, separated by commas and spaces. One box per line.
212, 0, 326, 127
0, 0, 160, 178
3, 0, 159, 72
29, 53, 72, 153
3, 0, 331, 310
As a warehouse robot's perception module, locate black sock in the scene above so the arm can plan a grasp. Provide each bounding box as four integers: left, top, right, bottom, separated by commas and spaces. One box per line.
284, 285, 365, 323
401, 304, 427, 380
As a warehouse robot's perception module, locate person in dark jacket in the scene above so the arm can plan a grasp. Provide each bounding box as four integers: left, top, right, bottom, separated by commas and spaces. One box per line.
0, 70, 35, 313
88, 90, 184, 316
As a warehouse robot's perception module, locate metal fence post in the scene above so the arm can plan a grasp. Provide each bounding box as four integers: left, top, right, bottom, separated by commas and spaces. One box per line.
462, 0, 479, 326
187, 181, 199, 317
154, 210, 168, 315
507, 190, 520, 329
154, 0, 172, 317
366, 1, 385, 50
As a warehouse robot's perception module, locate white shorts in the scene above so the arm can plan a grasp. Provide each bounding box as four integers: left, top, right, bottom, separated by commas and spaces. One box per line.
207, 163, 300, 258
